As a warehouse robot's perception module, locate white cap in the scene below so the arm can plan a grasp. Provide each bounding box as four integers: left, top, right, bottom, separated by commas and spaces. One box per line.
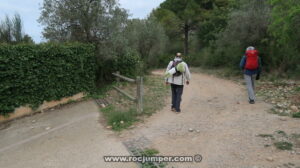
246, 46, 255, 51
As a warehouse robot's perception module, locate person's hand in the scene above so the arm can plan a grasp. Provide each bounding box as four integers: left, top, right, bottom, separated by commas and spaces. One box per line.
186, 81, 190, 85
165, 82, 170, 85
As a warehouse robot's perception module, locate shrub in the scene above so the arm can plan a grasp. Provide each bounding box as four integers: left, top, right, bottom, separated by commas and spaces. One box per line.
96, 49, 140, 84
292, 112, 300, 118
0, 43, 96, 115
274, 141, 293, 150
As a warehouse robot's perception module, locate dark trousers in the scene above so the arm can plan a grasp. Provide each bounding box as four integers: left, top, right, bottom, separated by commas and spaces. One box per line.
171, 84, 184, 112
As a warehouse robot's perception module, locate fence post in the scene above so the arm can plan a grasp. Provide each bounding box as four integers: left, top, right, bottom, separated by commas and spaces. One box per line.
136, 76, 143, 114
116, 71, 120, 84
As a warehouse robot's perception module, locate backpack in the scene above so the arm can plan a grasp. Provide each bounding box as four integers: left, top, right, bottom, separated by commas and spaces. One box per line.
245, 50, 259, 70
171, 60, 183, 76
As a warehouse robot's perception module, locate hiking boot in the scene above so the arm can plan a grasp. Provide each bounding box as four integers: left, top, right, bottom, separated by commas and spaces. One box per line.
171, 108, 176, 112
249, 100, 255, 104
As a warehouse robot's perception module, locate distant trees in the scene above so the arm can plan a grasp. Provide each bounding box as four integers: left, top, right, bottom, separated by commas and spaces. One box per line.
151, 0, 299, 76
206, 0, 271, 67
39, 0, 168, 82
125, 17, 168, 68
0, 14, 34, 44
268, 0, 300, 72
153, 0, 230, 56
39, 0, 128, 52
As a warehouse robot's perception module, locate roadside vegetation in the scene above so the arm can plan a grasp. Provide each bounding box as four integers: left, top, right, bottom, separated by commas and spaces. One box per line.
140, 148, 166, 168
96, 75, 169, 131
258, 131, 300, 151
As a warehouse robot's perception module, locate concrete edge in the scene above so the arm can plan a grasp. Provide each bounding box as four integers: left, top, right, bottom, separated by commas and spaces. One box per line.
0, 92, 86, 124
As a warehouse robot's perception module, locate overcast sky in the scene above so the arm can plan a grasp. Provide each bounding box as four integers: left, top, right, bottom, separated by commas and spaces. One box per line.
0, 0, 164, 43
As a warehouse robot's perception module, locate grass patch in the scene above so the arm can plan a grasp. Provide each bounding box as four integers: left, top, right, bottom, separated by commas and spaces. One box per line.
88, 84, 114, 99
99, 75, 169, 131
268, 108, 290, 116
258, 131, 300, 150
291, 134, 300, 139
141, 148, 160, 156
295, 87, 300, 92
292, 112, 300, 118
258, 134, 273, 138
274, 141, 293, 150
143, 76, 170, 116
140, 148, 166, 168
276, 130, 288, 137
101, 105, 138, 131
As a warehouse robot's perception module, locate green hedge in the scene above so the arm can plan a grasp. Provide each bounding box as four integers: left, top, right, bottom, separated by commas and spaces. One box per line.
0, 43, 96, 116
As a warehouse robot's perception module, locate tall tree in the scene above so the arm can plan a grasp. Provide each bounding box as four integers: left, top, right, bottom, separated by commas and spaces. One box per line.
39, 0, 127, 43
206, 0, 270, 67
39, 0, 129, 60
12, 14, 23, 42
154, 0, 228, 56
0, 14, 33, 44
125, 17, 168, 68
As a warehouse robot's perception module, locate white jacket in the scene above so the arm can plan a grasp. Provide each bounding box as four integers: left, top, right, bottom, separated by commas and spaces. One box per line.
165, 58, 191, 85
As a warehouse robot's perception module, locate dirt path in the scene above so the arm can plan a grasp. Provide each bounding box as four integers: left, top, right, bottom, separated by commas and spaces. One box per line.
0, 70, 299, 168
121, 70, 300, 168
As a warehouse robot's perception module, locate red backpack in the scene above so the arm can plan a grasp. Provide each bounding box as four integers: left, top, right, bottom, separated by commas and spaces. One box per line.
245, 50, 259, 70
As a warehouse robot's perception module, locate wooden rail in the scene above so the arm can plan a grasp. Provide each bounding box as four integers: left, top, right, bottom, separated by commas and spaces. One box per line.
112, 71, 143, 113
112, 86, 136, 101
112, 72, 136, 83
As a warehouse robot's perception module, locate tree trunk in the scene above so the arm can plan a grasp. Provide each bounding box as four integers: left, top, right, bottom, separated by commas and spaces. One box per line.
184, 22, 189, 56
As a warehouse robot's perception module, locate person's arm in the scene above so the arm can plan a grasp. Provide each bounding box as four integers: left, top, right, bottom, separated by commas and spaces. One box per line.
258, 57, 262, 73
184, 63, 191, 84
239, 55, 246, 70
165, 61, 173, 83
256, 57, 262, 80
166, 61, 173, 72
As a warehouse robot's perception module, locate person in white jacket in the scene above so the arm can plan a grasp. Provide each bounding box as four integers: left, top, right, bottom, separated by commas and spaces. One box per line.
165, 53, 191, 113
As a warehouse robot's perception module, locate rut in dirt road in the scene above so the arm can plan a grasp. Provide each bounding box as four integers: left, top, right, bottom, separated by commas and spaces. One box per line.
121, 70, 300, 168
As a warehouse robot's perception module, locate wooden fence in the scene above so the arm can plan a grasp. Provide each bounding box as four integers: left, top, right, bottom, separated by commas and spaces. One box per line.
112, 72, 143, 113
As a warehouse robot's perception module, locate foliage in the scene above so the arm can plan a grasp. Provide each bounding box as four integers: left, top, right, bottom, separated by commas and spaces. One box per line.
140, 148, 166, 168
125, 17, 168, 69
268, 0, 300, 46
197, 0, 234, 49
39, 0, 129, 57
101, 105, 138, 131
99, 75, 169, 131
39, 0, 167, 82
141, 149, 160, 156
153, 0, 231, 56
292, 112, 300, 118
95, 48, 140, 85
0, 43, 96, 115
39, 0, 125, 42
0, 14, 34, 44
204, 0, 271, 68
274, 141, 293, 150
267, 0, 300, 72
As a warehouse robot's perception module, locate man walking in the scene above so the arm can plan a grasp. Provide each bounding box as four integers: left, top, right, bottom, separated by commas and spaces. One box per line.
240, 46, 262, 104
165, 53, 191, 113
